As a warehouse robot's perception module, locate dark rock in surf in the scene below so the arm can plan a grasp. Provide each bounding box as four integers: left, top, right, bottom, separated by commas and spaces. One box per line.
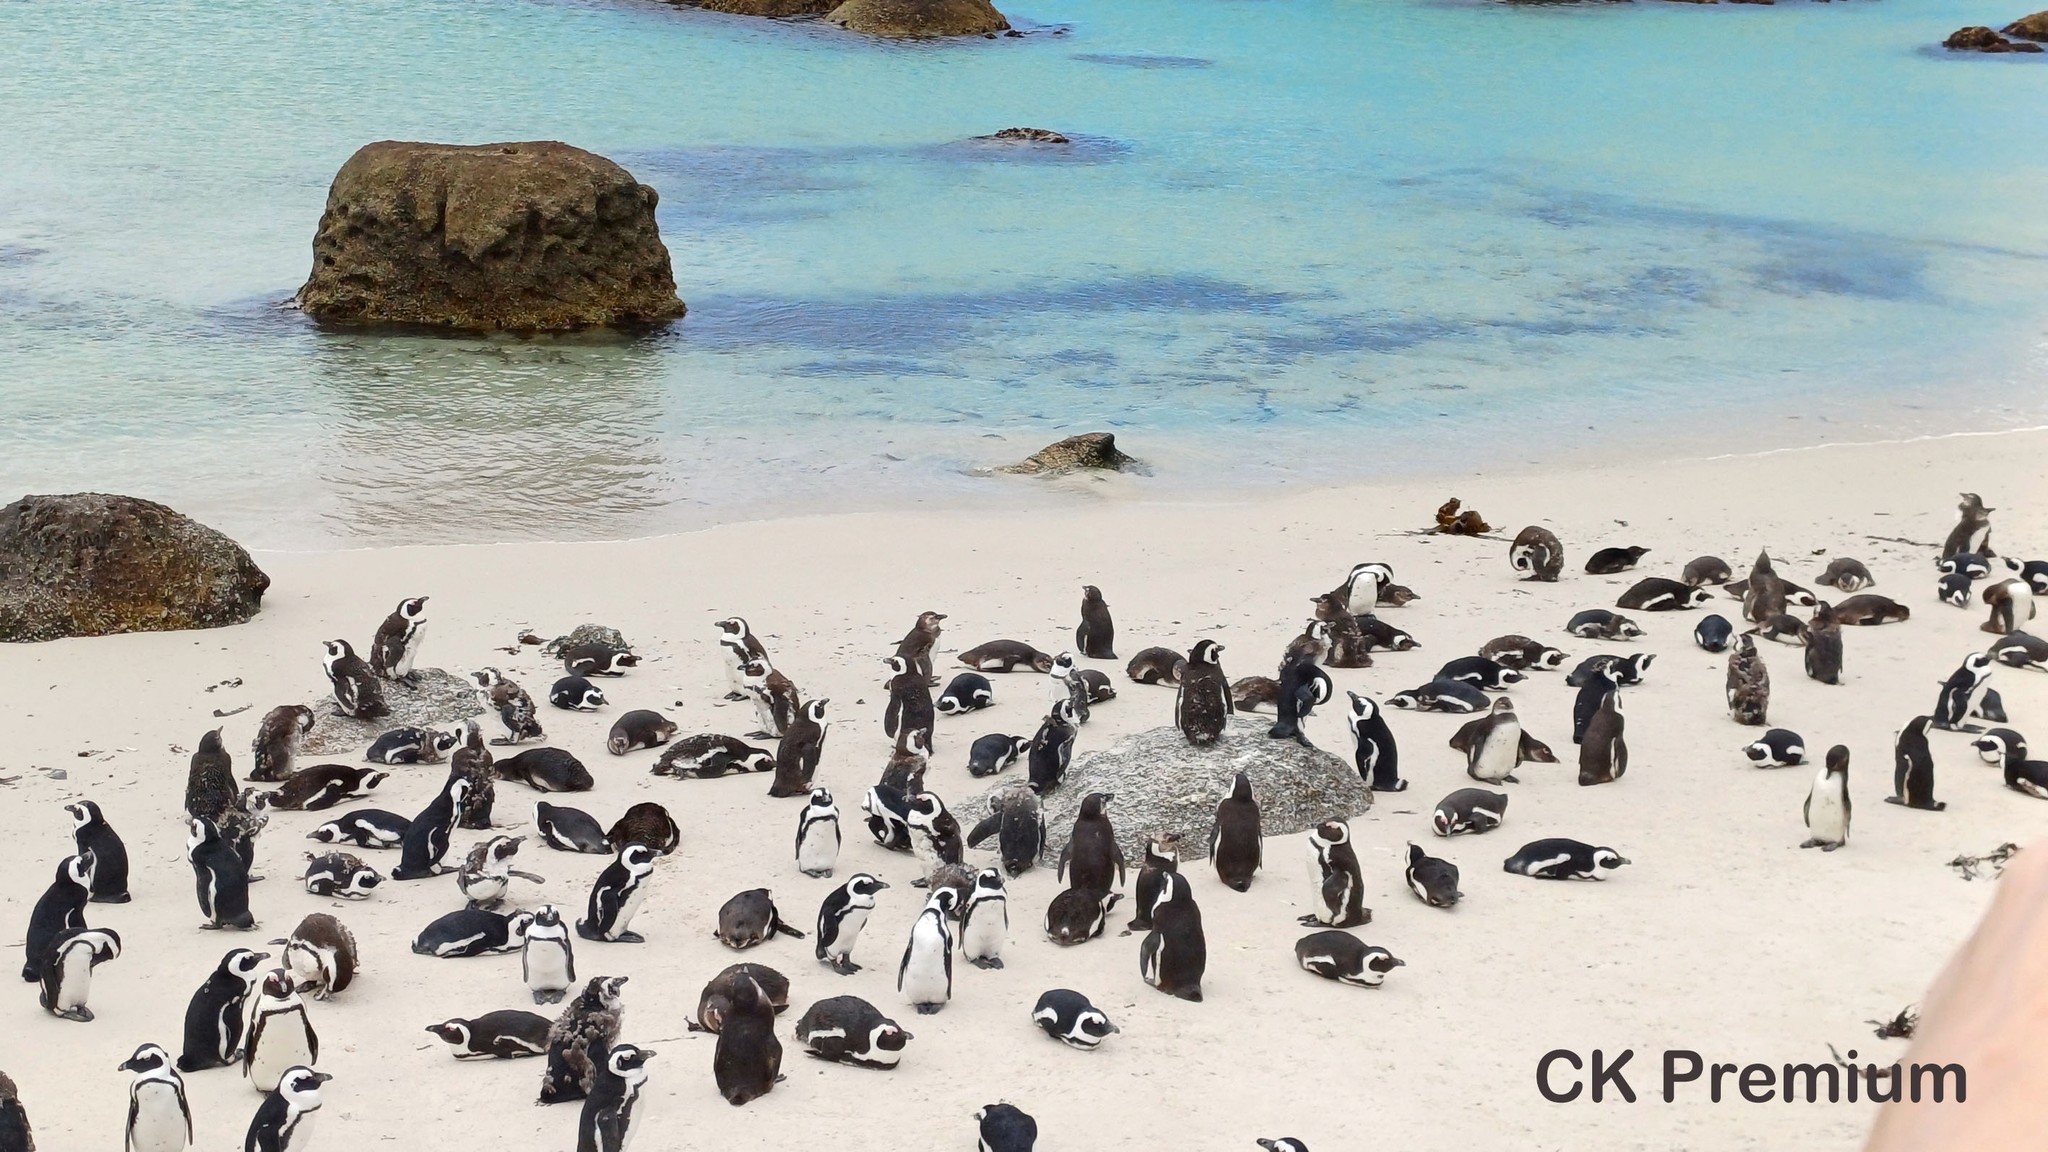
825, 0, 1010, 38
995, 433, 1139, 476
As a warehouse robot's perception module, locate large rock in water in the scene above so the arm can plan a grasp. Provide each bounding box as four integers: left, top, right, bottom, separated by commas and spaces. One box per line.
296, 141, 688, 332
825, 0, 1009, 37
995, 432, 1138, 476
2005, 11, 2048, 39
0, 494, 270, 642
303, 668, 483, 756
970, 719, 1373, 863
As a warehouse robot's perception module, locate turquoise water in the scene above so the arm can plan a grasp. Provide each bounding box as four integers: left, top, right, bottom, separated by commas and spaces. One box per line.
4, 0, 2046, 547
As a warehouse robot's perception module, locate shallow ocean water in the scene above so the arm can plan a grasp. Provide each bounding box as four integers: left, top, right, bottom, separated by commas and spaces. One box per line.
2, 0, 2045, 547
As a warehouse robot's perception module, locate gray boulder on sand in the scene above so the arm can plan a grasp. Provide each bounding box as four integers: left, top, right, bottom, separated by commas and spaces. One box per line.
825, 0, 1010, 38
303, 668, 482, 756
296, 141, 688, 332
0, 493, 270, 642
971, 718, 1373, 863
995, 433, 1139, 476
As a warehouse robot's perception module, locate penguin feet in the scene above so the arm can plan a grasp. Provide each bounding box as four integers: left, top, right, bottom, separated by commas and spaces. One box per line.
828, 959, 861, 975
613, 931, 647, 944
89, 892, 132, 904
1296, 914, 1323, 927
915, 1003, 945, 1015
724, 692, 747, 702
1372, 780, 1409, 793
970, 958, 1005, 970
747, 730, 774, 740
55, 1006, 94, 1022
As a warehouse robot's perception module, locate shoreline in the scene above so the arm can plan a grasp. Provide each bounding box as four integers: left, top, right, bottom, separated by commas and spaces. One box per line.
5, 425, 2045, 1149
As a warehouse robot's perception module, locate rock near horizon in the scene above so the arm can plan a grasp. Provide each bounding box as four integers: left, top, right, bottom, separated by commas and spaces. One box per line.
296, 141, 687, 333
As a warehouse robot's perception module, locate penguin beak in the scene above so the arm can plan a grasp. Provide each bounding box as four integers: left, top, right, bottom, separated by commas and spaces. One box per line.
252, 951, 272, 962
873, 881, 891, 890
312, 1072, 335, 1084
638, 1049, 658, 1059
267, 937, 289, 946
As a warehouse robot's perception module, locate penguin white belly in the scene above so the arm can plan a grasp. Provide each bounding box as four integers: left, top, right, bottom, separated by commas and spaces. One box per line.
749, 694, 780, 735
250, 1017, 313, 1092
56, 945, 94, 1010
465, 873, 510, 905
900, 925, 950, 1005
526, 942, 572, 990
1471, 722, 1520, 782
129, 1083, 188, 1152
961, 904, 1006, 961
283, 944, 328, 994
796, 824, 838, 875
910, 835, 943, 880
825, 906, 869, 959
278, 1111, 317, 1152
620, 1091, 644, 1152
1808, 783, 1848, 840
609, 884, 649, 939
395, 627, 422, 677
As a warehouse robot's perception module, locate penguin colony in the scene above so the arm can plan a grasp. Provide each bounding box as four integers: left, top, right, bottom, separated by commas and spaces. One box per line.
7, 494, 2048, 1151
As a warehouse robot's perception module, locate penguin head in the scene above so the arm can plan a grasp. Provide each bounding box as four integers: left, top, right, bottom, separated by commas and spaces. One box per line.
1150, 872, 1188, 916
430, 725, 465, 757
1078, 792, 1113, 819
1684, 587, 1714, 608
487, 835, 523, 864
1050, 652, 1076, 678
971, 867, 1005, 898
1366, 948, 1406, 974
424, 1020, 471, 1047
1189, 639, 1224, 665
578, 686, 608, 709
1312, 820, 1350, 848
63, 850, 96, 888
1406, 841, 1426, 867
875, 1021, 913, 1050
321, 639, 349, 665
276, 1066, 333, 1107
1741, 742, 1771, 764
605, 1044, 655, 1082
446, 776, 472, 805
715, 616, 750, 641
1076, 1007, 1119, 1043
1532, 646, 1566, 669
1959, 492, 1991, 515
64, 800, 102, 830
617, 843, 659, 876
845, 873, 889, 902
472, 667, 503, 689
1591, 848, 1632, 873
1962, 651, 1995, 678
1257, 1141, 1310, 1152
805, 698, 831, 724
225, 948, 271, 981
532, 904, 563, 929
900, 729, 930, 758
1304, 619, 1331, 644
927, 887, 961, 917
1050, 700, 1079, 727
1430, 807, 1454, 838
1082, 584, 1104, 605
808, 787, 835, 809
907, 793, 949, 828
118, 1043, 172, 1076
738, 749, 776, 772
918, 611, 948, 630
1497, 666, 1526, 685
398, 596, 428, 620
1384, 691, 1418, 710
1490, 696, 1516, 716
1615, 618, 1644, 639
1973, 729, 2023, 765
1824, 745, 1851, 776
259, 970, 298, 1001
883, 655, 911, 679
1226, 773, 1252, 804
1345, 691, 1378, 723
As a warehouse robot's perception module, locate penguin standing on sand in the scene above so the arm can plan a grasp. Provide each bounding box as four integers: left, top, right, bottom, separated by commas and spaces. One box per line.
1127, 833, 1180, 931
816, 873, 887, 975
1942, 492, 1994, 559
1139, 872, 1206, 1002
1175, 640, 1233, 745
1802, 745, 1852, 850
38, 926, 120, 1021
769, 700, 830, 799
1888, 716, 1944, 811
523, 905, 577, 1005
1027, 702, 1078, 794
392, 775, 468, 880
188, 818, 255, 930
1344, 691, 1404, 792
578, 1043, 654, 1150
712, 980, 781, 1106
370, 596, 429, 682
1267, 653, 1332, 746
251, 706, 316, 783
899, 889, 958, 1015
540, 976, 627, 1106
895, 611, 947, 687
883, 656, 936, 747
795, 788, 841, 878
1300, 821, 1368, 928
1726, 635, 1771, 726
1046, 653, 1090, 725
178, 947, 269, 1072
715, 617, 771, 700
1805, 601, 1844, 685
1742, 550, 1789, 625
186, 728, 239, 824
1932, 652, 1994, 731
244, 1065, 330, 1152
1077, 585, 1116, 659
65, 801, 129, 903
119, 1043, 192, 1152
1059, 793, 1126, 893
1210, 773, 1262, 892
1451, 698, 1530, 784
1578, 690, 1626, 786
321, 640, 386, 719
959, 867, 1009, 970
244, 970, 318, 1093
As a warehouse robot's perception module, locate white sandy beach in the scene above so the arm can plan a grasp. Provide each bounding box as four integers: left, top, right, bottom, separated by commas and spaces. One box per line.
4, 429, 2047, 1152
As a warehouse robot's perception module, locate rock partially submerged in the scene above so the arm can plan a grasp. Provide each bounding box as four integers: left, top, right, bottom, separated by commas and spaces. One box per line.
968, 718, 1372, 862
696, 0, 837, 14
296, 141, 688, 332
541, 624, 634, 657
976, 128, 1071, 144
303, 668, 482, 756
1944, 25, 2043, 51
995, 433, 1139, 476
2008, 11, 2048, 39
825, 0, 1009, 37
0, 494, 270, 642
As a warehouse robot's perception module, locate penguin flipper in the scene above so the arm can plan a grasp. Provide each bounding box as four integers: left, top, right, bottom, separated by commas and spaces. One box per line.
966, 814, 1000, 849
